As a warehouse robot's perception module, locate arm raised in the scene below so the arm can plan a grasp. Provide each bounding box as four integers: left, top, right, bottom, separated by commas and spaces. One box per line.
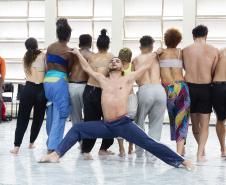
69, 49, 105, 83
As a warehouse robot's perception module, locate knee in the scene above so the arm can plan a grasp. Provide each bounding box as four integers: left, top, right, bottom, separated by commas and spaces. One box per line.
70, 125, 82, 140
192, 126, 199, 133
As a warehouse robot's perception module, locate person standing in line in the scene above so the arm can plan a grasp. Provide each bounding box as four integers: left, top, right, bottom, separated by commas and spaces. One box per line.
212, 48, 226, 157
133, 36, 166, 160
44, 18, 74, 153
117, 48, 137, 157
10, 37, 47, 154
183, 25, 219, 161
69, 34, 94, 125
158, 28, 190, 156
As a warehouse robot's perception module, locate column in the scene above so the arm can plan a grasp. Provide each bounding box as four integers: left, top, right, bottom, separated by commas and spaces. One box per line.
183, 0, 196, 47
45, 0, 57, 47
111, 0, 124, 55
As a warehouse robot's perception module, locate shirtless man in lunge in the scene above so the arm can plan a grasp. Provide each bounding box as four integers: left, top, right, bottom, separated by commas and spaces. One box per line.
39, 49, 192, 170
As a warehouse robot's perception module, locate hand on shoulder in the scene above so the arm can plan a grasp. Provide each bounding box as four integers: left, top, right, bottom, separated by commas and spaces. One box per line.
156, 47, 164, 55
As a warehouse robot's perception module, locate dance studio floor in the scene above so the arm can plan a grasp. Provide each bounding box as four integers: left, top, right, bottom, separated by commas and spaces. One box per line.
0, 120, 225, 185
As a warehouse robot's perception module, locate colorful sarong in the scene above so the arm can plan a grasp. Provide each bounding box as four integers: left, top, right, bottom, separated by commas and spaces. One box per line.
162, 81, 190, 141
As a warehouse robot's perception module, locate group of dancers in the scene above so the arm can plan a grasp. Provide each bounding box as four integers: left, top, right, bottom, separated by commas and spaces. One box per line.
7, 18, 226, 170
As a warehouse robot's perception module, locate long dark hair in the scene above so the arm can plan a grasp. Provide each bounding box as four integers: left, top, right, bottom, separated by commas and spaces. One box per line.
23, 37, 41, 74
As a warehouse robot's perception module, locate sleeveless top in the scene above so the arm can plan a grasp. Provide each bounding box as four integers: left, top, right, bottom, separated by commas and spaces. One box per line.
159, 49, 183, 68
47, 54, 68, 67
25, 53, 45, 83
123, 63, 132, 76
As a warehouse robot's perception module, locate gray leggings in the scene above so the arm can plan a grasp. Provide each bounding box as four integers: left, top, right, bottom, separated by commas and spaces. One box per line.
136, 84, 166, 156
68, 83, 86, 124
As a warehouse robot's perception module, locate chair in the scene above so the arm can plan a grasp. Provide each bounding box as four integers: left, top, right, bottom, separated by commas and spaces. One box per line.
2, 83, 14, 120
16, 83, 25, 117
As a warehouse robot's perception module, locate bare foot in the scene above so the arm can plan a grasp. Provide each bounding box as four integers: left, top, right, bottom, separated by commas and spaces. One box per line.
10, 147, 20, 155
119, 150, 126, 157
82, 153, 93, 160
128, 150, 134, 155
47, 150, 54, 154
28, 143, 35, 149
182, 160, 195, 171
128, 144, 133, 154
197, 155, 207, 162
39, 152, 60, 163
98, 150, 115, 155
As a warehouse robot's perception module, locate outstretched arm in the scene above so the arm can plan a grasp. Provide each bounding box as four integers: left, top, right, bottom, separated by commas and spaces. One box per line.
69, 49, 105, 83
127, 52, 157, 82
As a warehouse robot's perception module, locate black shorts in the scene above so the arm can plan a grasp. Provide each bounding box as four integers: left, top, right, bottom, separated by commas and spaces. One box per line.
187, 82, 212, 114
212, 82, 226, 121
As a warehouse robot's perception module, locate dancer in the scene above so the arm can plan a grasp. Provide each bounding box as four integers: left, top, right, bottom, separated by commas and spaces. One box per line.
212, 48, 226, 157
81, 29, 114, 160
10, 37, 46, 154
183, 25, 219, 161
44, 18, 73, 153
39, 49, 193, 171
69, 34, 93, 124
133, 36, 166, 159
158, 28, 190, 155
117, 48, 137, 157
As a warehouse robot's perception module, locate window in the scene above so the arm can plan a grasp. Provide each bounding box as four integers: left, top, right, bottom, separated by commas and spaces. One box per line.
57, 0, 112, 49
0, 0, 45, 79
196, 0, 226, 48
123, 0, 183, 57
58, 0, 93, 17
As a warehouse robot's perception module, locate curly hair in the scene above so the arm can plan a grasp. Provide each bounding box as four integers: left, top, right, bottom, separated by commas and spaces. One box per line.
118, 48, 132, 63
164, 28, 182, 48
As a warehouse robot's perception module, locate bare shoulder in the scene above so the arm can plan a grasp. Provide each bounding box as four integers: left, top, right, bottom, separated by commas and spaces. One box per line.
47, 42, 58, 52
210, 45, 219, 58
38, 52, 45, 59
132, 56, 138, 65
206, 44, 218, 52
182, 44, 193, 52
134, 54, 144, 62
89, 53, 96, 62
220, 48, 226, 54
107, 52, 114, 57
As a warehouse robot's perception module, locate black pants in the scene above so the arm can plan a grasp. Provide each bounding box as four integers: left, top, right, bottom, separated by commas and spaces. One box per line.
82, 85, 114, 153
14, 81, 47, 147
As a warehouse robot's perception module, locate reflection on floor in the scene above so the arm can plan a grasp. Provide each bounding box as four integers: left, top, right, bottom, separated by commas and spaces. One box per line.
0, 120, 225, 185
